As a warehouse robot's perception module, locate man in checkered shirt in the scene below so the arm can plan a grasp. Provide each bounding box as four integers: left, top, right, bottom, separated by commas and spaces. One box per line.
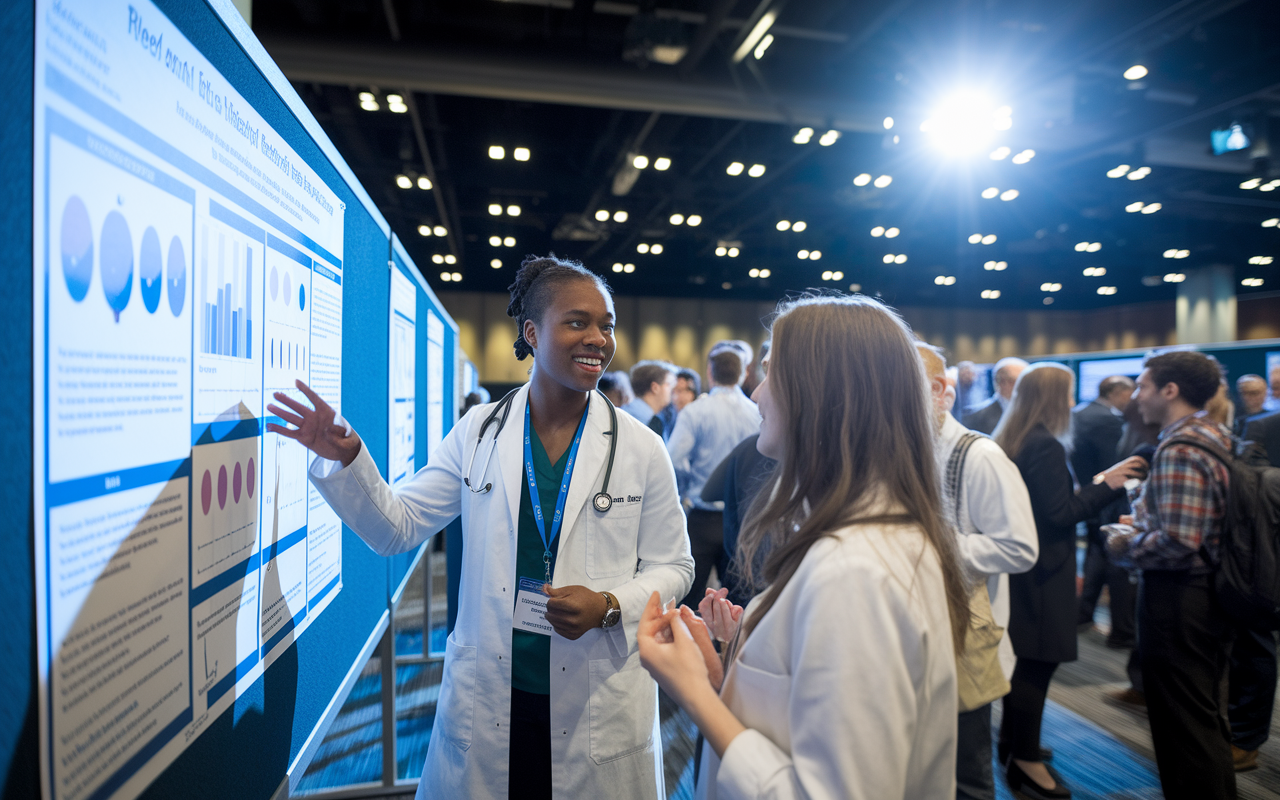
1111, 350, 1234, 800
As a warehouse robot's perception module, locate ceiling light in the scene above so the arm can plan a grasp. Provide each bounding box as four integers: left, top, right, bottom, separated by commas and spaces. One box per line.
489, 204, 503, 216
832, 271, 844, 280
799, 250, 810, 259
1086, 242, 1101, 252
776, 220, 792, 231
759, 268, 770, 277
503, 236, 515, 247
982, 187, 999, 199
1097, 286, 1117, 295
386, 94, 407, 113
732, 7, 777, 63
396, 174, 412, 189
632, 154, 650, 169
432, 254, 444, 264
918, 93, 1014, 154
968, 234, 982, 244
360, 100, 379, 112
726, 162, 745, 176
433, 226, 446, 237
1262, 184, 1277, 193
934, 275, 956, 286
1012, 149, 1036, 164
595, 209, 610, 222
445, 255, 457, 265
753, 32, 774, 60
1241, 178, 1261, 190
1124, 65, 1148, 81
1141, 203, 1161, 214
1127, 166, 1151, 180
983, 260, 1007, 271
883, 254, 895, 264
874, 174, 893, 188
728, 247, 739, 257
419, 225, 432, 237
440, 271, 452, 281
452, 271, 462, 281
488, 145, 505, 160
981, 289, 1001, 299
491, 259, 502, 269
750, 268, 760, 278
613, 210, 628, 223
637, 243, 650, 254
1164, 273, 1184, 282
792, 221, 807, 232
1040, 282, 1062, 292
715, 246, 727, 256
981, 234, 996, 245
513, 147, 530, 161
358, 91, 377, 105
810, 250, 823, 260
853, 173, 872, 186
654, 157, 671, 171
748, 164, 766, 177
507, 205, 521, 216
793, 127, 814, 144
612, 263, 624, 272
651, 243, 664, 254
821, 270, 832, 281
687, 215, 702, 226
883, 117, 895, 130
1075, 242, 1089, 252
1242, 277, 1265, 287
885, 227, 901, 238
1083, 266, 1107, 277
1264, 218, 1280, 227
819, 130, 840, 147
1248, 256, 1273, 265
893, 254, 906, 264
624, 263, 635, 273
872, 226, 886, 237
990, 146, 1011, 160
417, 176, 432, 190
1000, 189, 1019, 201
489, 235, 501, 246
1126, 201, 1144, 213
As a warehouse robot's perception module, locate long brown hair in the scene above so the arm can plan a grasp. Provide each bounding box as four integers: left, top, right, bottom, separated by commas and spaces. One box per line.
992, 362, 1074, 460
732, 295, 971, 656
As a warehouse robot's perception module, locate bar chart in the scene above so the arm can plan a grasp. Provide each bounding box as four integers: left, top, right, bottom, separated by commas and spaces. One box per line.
201, 233, 254, 359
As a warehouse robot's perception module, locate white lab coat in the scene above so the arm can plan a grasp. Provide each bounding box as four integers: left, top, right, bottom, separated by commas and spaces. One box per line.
308, 386, 694, 800
696, 518, 958, 800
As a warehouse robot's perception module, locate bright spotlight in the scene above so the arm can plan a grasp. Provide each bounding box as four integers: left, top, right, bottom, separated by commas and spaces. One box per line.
818, 130, 840, 146
982, 187, 999, 199
793, 127, 814, 144
1126, 202, 1144, 213
747, 164, 767, 177
651, 244, 664, 254
715, 246, 727, 256
981, 234, 996, 245
777, 220, 791, 231
759, 268, 770, 277
670, 214, 685, 225
990, 146, 1011, 160
919, 92, 1012, 154
488, 204, 503, 216
1086, 242, 1101, 252
1264, 218, 1280, 227
893, 254, 907, 264
612, 263, 624, 272
1000, 189, 1019, 201
433, 226, 446, 237
873, 174, 893, 188
445, 255, 457, 265
432, 254, 444, 264
654, 157, 671, 171
1011, 149, 1035, 164
595, 209, 610, 221
883, 117, 895, 130
750, 268, 760, 278
489, 236, 501, 247
514, 147, 531, 161
418, 176, 433, 190
853, 173, 872, 186
728, 247, 739, 257
1124, 65, 1148, 81
633, 155, 649, 169
503, 236, 515, 247
798, 250, 810, 260
1241, 178, 1261, 189
1141, 203, 1161, 214
810, 250, 822, 260
871, 226, 885, 237
613, 210, 629, 223
624, 263, 635, 273
726, 162, 745, 176
1107, 165, 1131, 178
687, 215, 702, 226
488, 145, 505, 160
753, 33, 774, 60
885, 227, 900, 238
792, 221, 807, 232
637, 243, 650, 254
507, 205, 521, 216
395, 174, 412, 189
491, 259, 502, 269
883, 254, 895, 264
968, 234, 982, 244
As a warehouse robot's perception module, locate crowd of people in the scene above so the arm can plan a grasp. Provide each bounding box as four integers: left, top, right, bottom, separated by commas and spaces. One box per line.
285, 255, 1280, 800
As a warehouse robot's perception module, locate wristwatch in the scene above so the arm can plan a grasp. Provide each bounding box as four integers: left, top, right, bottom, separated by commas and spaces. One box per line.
600, 592, 621, 629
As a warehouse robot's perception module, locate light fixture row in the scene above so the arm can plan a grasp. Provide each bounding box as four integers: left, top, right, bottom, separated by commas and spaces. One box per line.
1074, 241, 1102, 252
431, 254, 457, 265
792, 127, 841, 146
883, 253, 909, 264
670, 213, 702, 226
488, 203, 521, 217
983, 260, 1008, 271
632, 155, 672, 171
1239, 178, 1280, 191
726, 162, 767, 177
636, 243, 664, 254
1040, 282, 1062, 292
595, 209, 629, 223
989, 147, 1036, 164
715, 246, 740, 257
418, 224, 447, 237
968, 233, 997, 245
854, 173, 893, 188
981, 187, 1019, 201
820, 270, 846, 281
1125, 201, 1162, 214
1242, 278, 1266, 287
1164, 273, 1185, 283
1162, 249, 1190, 259
397, 174, 432, 190
488, 236, 516, 247
934, 275, 957, 285
980, 289, 1002, 299
1083, 267, 1107, 277
1097, 286, 1118, 295
488, 146, 531, 161
798, 249, 823, 261
776, 220, 808, 232
872, 226, 900, 238
1248, 256, 1274, 265
611, 262, 636, 273
747, 268, 772, 278
1107, 164, 1151, 180
439, 271, 463, 282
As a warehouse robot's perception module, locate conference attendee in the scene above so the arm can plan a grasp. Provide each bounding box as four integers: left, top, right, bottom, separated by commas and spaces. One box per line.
657, 367, 701, 437
919, 343, 1038, 800
1205, 379, 1234, 429
1235, 374, 1268, 434
638, 294, 970, 799
1267, 366, 1280, 412
956, 360, 980, 415
1107, 351, 1236, 800
597, 369, 634, 409
963, 357, 1028, 435
741, 340, 769, 397
462, 387, 491, 417
271, 255, 693, 800
698, 432, 775, 608
668, 346, 761, 608
1116, 392, 1162, 461
622, 360, 677, 439
994, 363, 1141, 799
1072, 375, 1135, 647
1229, 408, 1280, 772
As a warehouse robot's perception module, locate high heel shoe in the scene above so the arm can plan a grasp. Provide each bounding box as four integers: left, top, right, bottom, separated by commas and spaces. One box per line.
1004, 759, 1071, 799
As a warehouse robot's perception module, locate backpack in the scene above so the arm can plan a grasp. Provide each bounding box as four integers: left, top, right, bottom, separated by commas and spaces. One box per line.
1165, 436, 1280, 630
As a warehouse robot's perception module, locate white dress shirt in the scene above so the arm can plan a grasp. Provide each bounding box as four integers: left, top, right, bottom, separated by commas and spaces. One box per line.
667, 386, 761, 510
698, 517, 958, 800
622, 397, 657, 425
935, 413, 1038, 678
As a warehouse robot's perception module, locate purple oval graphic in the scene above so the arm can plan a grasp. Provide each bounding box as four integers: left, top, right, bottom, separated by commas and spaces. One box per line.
232, 461, 243, 504
166, 236, 186, 317
269, 266, 279, 301
201, 470, 213, 516
61, 196, 93, 302
100, 210, 133, 322
217, 465, 228, 510
247, 458, 256, 497
139, 226, 162, 314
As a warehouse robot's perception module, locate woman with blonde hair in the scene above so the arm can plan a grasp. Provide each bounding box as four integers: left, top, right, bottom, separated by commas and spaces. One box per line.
993, 362, 1144, 799
636, 294, 972, 799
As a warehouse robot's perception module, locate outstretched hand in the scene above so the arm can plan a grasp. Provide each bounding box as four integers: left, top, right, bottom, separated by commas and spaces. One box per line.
697, 587, 743, 644
637, 592, 715, 707
266, 379, 362, 467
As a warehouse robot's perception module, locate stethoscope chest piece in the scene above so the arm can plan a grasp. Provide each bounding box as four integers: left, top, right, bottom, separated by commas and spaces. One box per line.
593, 492, 613, 513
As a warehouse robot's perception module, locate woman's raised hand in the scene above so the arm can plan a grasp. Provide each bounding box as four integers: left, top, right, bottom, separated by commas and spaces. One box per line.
698, 587, 744, 644
266, 379, 363, 467
637, 592, 715, 708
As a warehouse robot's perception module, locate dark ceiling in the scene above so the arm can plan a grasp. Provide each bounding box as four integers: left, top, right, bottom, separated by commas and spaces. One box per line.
254, 0, 1280, 310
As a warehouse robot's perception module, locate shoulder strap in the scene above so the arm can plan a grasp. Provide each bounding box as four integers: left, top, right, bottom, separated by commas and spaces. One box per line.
945, 433, 984, 529
1160, 435, 1234, 468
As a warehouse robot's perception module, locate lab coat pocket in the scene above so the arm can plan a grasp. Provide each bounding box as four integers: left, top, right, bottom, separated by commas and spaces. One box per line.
588, 654, 655, 764
728, 660, 792, 753
585, 502, 642, 579
438, 632, 477, 750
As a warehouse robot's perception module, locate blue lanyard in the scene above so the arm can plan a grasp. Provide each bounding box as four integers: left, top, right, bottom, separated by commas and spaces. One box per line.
524, 402, 589, 583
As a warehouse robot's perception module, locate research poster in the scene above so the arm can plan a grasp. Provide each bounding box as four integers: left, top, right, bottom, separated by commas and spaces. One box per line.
33, 2, 346, 800
389, 267, 416, 487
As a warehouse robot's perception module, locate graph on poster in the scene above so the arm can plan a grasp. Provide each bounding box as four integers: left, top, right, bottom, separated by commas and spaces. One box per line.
32, 2, 347, 800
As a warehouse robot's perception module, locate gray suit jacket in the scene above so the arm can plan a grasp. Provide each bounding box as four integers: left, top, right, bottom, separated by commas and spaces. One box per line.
1244, 411, 1280, 468
962, 396, 1004, 435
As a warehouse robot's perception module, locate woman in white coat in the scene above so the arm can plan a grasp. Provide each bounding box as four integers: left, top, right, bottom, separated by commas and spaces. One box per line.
267, 255, 693, 800
637, 295, 971, 799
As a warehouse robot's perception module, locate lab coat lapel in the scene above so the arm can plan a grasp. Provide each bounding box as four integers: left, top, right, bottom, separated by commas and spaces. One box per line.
494, 384, 531, 534
556, 391, 610, 566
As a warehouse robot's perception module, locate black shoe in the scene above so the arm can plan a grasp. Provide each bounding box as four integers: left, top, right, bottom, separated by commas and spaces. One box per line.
1004, 759, 1072, 799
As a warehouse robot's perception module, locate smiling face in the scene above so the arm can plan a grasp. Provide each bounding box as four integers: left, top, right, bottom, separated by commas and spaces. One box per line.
523, 278, 616, 393
673, 377, 697, 410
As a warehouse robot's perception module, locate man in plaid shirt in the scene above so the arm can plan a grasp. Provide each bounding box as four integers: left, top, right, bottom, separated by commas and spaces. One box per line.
1111, 351, 1235, 800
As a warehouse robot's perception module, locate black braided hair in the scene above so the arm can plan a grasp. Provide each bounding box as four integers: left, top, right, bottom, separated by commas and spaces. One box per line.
506, 254, 611, 360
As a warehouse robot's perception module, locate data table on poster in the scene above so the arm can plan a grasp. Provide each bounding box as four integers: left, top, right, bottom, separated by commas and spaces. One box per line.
32, 2, 346, 800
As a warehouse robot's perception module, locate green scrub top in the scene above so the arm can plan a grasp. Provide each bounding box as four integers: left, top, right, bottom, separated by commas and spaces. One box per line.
511, 424, 571, 695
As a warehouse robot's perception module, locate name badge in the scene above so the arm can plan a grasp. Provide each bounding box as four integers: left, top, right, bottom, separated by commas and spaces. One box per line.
514, 577, 554, 636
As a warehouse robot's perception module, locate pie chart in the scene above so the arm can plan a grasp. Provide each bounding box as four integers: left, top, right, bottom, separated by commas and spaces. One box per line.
139, 226, 162, 314
61, 196, 93, 302
166, 236, 186, 317
100, 210, 133, 323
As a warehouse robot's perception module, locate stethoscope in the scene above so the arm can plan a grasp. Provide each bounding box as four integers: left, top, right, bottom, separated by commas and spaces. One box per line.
463, 388, 619, 512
